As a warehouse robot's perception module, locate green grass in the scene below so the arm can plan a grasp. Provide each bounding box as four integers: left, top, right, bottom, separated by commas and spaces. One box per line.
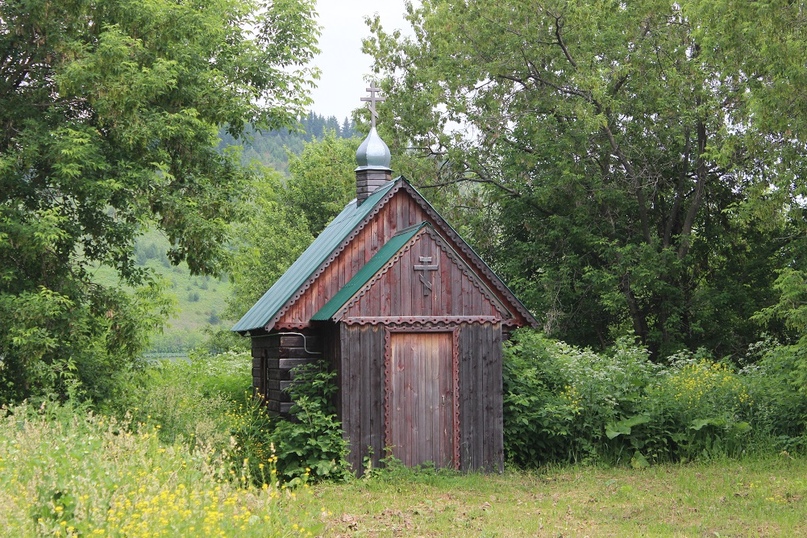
310, 458, 807, 537
0, 401, 320, 537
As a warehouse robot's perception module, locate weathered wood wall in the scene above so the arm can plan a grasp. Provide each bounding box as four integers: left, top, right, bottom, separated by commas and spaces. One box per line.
458, 322, 504, 472
274, 187, 528, 331
338, 230, 508, 322
335, 323, 387, 473
336, 321, 503, 474
251, 332, 322, 414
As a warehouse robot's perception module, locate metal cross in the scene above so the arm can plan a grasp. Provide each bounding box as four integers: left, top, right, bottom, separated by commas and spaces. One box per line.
360, 83, 385, 129
414, 256, 438, 296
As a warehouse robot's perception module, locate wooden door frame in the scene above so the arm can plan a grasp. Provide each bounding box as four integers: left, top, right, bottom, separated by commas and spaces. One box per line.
383, 325, 461, 469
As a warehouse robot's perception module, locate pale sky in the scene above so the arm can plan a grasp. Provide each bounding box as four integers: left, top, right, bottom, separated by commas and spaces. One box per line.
310, 0, 415, 121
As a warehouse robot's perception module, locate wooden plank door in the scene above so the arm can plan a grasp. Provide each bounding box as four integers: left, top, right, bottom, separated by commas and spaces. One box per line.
387, 332, 456, 468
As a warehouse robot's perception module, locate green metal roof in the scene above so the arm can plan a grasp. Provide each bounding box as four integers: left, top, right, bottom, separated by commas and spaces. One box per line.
231, 178, 400, 334
312, 223, 428, 322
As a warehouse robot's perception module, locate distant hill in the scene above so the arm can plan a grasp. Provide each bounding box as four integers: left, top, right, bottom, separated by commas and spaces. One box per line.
90, 229, 231, 355
219, 111, 357, 174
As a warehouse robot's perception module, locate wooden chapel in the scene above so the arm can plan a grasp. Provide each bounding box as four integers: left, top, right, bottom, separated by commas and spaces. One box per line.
233, 88, 538, 473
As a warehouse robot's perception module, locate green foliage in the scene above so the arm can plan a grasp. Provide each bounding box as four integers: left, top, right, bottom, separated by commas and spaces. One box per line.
104, 350, 349, 484
0, 400, 321, 536
272, 361, 350, 483
226, 133, 360, 322
0, 0, 319, 403
230, 361, 351, 486
284, 133, 363, 235
503, 330, 807, 467
102, 351, 252, 450
0, 278, 172, 405
226, 169, 314, 321
367, 0, 807, 358
503, 331, 659, 465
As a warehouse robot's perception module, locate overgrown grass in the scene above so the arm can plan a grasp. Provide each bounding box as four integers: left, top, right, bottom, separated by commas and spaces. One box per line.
0, 400, 320, 537
312, 457, 807, 536
4, 344, 807, 537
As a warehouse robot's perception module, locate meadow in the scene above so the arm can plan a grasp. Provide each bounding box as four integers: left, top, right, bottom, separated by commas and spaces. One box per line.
2, 399, 805, 537
2, 344, 806, 537
3, 308, 806, 537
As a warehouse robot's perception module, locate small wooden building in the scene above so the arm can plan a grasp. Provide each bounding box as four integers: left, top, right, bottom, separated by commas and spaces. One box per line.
233, 124, 537, 472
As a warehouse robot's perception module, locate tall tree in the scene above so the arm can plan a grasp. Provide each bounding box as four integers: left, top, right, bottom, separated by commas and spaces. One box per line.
283, 132, 362, 235
0, 0, 319, 402
366, 0, 807, 358
226, 134, 359, 327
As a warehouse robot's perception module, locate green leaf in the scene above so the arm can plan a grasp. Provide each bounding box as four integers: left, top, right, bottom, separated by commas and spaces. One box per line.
606, 415, 651, 439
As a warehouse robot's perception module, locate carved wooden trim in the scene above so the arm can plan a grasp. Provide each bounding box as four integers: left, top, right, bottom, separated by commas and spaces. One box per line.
451, 327, 461, 469
345, 316, 500, 326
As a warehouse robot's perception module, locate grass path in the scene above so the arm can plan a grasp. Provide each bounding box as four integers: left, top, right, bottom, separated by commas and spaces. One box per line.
308, 457, 807, 537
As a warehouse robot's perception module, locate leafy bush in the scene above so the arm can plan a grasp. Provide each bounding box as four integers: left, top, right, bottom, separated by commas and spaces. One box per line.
503, 329, 807, 468
108, 351, 351, 484
503, 331, 658, 465
102, 351, 251, 451
229, 360, 351, 486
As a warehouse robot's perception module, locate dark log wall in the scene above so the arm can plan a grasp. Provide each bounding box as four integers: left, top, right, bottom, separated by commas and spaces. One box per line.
251, 332, 322, 414
338, 321, 503, 474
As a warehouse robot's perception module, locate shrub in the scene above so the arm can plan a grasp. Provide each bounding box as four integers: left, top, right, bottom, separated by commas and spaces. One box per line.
102, 351, 251, 451
631, 353, 754, 463
229, 360, 351, 486
503, 331, 658, 465
503, 329, 807, 468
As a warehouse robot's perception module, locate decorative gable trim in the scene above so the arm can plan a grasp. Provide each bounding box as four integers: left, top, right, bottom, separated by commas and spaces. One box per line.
396, 181, 538, 328
320, 224, 511, 323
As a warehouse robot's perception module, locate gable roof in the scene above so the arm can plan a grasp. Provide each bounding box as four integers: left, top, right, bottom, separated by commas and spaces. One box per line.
311, 223, 427, 322
312, 221, 512, 323
232, 177, 538, 334
231, 179, 398, 334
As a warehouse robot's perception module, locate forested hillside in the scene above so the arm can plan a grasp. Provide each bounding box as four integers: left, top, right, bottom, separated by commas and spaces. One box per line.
219, 112, 357, 174
128, 116, 358, 354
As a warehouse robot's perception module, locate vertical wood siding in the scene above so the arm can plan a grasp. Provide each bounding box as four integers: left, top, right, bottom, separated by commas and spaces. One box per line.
341, 231, 508, 321
339, 324, 386, 472
387, 332, 457, 468
338, 321, 503, 473
458, 322, 504, 472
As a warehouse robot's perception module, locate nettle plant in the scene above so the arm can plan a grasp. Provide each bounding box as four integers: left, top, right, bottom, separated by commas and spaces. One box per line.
503, 331, 659, 465
230, 360, 351, 486
503, 330, 798, 467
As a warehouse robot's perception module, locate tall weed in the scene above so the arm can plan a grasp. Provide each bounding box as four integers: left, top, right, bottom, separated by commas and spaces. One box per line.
503, 329, 807, 467
0, 400, 319, 536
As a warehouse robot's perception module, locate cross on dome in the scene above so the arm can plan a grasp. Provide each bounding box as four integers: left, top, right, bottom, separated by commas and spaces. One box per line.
360, 83, 385, 129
